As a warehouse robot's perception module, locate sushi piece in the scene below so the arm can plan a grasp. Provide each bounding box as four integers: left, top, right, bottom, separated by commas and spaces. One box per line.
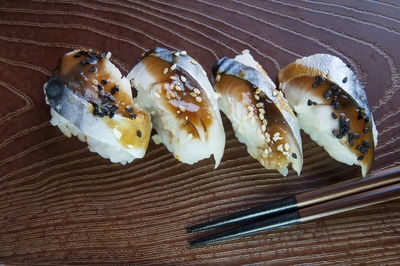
127, 47, 225, 167
278, 54, 378, 177
44, 49, 151, 164
212, 50, 303, 176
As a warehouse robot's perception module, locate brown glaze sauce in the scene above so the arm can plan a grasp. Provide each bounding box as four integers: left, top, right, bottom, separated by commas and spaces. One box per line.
58, 50, 135, 119
56, 50, 150, 149
216, 74, 294, 169
142, 55, 213, 139
288, 77, 374, 168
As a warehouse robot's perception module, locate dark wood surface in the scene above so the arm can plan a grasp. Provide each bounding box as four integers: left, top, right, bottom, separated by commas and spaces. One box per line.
0, 0, 399, 264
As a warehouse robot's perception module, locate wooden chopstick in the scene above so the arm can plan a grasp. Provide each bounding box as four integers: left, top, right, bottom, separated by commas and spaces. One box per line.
189, 181, 400, 247
188, 166, 400, 246
187, 166, 400, 233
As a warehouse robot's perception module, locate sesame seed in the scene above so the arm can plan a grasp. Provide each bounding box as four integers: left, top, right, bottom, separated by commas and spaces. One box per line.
259, 108, 265, 114
126, 106, 133, 112
201, 69, 207, 76
312, 101, 317, 105
354, 133, 360, 139
137, 130, 142, 137
175, 85, 182, 91
336, 134, 344, 139
177, 110, 181, 114
171, 93, 176, 98
154, 92, 161, 98
196, 96, 202, 102
181, 76, 187, 82
130, 113, 136, 119
170, 64, 177, 70
255, 88, 261, 94
97, 84, 103, 90
331, 112, 337, 119
333, 90, 340, 98
261, 124, 266, 132
357, 155, 364, 161
265, 132, 271, 141
106, 52, 111, 59
263, 119, 268, 125
323, 90, 332, 99
108, 95, 116, 103
190, 92, 197, 97
277, 144, 283, 151
88, 65, 99, 72
292, 153, 297, 159
272, 91, 278, 97
362, 140, 371, 148
312, 83, 319, 88
248, 106, 254, 112
174, 51, 180, 56
163, 68, 168, 74
273, 133, 283, 142
343, 77, 348, 83
191, 59, 198, 65
170, 76, 177, 80
216, 74, 221, 82
180, 50, 187, 55
255, 95, 260, 100
348, 139, 354, 147
166, 93, 171, 100
307, 99, 313, 106
194, 88, 200, 94
363, 126, 369, 134
256, 103, 263, 108
284, 143, 289, 151
185, 116, 188, 120
241, 49, 250, 54
248, 111, 254, 118
259, 113, 264, 120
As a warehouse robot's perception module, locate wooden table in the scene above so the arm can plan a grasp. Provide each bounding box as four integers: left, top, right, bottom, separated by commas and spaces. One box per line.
1, 0, 399, 264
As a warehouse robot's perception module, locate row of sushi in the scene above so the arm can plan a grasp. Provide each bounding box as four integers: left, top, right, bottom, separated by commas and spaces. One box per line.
43, 47, 377, 177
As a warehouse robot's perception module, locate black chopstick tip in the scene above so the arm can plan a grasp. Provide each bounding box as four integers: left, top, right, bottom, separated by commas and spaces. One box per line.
189, 240, 203, 247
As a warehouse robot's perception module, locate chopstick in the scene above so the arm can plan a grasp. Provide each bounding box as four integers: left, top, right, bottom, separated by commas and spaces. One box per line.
188, 166, 400, 246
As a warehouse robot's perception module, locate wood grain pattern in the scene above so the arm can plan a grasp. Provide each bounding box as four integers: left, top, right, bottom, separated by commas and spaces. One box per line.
0, 0, 399, 264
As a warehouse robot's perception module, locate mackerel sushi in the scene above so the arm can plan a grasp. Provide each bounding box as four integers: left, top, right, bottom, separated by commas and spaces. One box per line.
127, 47, 225, 167
44, 49, 151, 164
279, 54, 378, 176
212, 51, 303, 176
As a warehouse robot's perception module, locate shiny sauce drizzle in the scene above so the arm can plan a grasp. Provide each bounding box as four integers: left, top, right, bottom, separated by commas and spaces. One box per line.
142, 55, 212, 139
216, 74, 296, 169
